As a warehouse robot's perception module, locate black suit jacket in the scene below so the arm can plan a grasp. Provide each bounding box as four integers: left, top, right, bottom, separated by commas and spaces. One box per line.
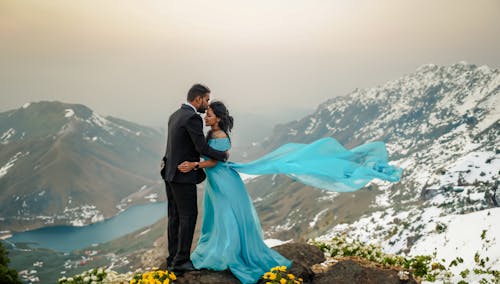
162, 104, 227, 184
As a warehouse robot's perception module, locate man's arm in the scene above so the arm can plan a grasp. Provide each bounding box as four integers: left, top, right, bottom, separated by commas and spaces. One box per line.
185, 115, 227, 162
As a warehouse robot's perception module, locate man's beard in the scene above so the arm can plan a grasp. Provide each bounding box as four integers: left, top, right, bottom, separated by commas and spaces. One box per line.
197, 106, 207, 113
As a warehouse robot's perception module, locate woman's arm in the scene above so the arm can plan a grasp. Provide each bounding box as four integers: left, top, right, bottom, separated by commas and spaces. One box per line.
177, 159, 217, 173
178, 130, 229, 173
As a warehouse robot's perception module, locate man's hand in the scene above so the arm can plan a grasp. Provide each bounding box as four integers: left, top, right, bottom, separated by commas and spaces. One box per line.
160, 157, 167, 179
178, 161, 197, 173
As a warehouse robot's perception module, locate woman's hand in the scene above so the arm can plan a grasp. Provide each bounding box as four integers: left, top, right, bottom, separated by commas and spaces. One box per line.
178, 161, 197, 173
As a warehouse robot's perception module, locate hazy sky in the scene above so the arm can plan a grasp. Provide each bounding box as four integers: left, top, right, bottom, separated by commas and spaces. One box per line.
1, 0, 499, 127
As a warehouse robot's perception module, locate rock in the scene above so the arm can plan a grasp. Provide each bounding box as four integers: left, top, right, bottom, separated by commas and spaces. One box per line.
273, 243, 326, 267
313, 259, 419, 284
273, 243, 325, 283
158, 261, 239, 283
156, 243, 419, 284
175, 270, 240, 284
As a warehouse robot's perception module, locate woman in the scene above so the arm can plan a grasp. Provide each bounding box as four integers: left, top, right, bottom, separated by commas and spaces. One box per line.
178, 101, 402, 283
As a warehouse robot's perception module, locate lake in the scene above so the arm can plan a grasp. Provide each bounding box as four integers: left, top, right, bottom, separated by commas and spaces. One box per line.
5, 202, 166, 252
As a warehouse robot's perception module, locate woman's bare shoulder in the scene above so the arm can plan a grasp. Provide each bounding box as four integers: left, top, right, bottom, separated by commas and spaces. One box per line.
212, 130, 228, 138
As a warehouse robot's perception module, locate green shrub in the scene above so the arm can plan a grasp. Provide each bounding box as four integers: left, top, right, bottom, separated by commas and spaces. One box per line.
0, 242, 21, 284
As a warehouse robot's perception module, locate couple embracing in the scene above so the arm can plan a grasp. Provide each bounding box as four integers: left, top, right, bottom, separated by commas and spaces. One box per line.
161, 83, 402, 284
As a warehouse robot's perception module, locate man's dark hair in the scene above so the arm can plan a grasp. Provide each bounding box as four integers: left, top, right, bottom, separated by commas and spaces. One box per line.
187, 84, 210, 101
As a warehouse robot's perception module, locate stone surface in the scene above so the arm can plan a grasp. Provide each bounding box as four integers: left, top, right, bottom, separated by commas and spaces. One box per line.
157, 243, 419, 284
273, 243, 324, 283
174, 270, 240, 284
313, 259, 419, 284
273, 243, 326, 268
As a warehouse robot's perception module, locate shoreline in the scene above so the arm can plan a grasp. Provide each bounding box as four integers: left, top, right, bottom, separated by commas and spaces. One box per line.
1, 200, 165, 234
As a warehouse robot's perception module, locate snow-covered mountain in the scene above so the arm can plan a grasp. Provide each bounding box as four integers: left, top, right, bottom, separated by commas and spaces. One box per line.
0, 101, 165, 234
243, 62, 499, 280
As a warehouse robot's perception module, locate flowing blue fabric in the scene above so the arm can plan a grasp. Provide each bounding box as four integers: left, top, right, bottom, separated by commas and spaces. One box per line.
229, 137, 402, 192
191, 137, 402, 283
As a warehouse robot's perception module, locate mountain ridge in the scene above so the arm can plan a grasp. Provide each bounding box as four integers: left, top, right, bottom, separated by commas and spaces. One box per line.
0, 101, 165, 232
248, 62, 498, 155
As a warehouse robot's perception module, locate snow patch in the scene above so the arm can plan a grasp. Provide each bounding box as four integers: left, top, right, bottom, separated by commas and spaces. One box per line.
240, 173, 259, 182
64, 109, 75, 118
439, 151, 500, 186
137, 228, 151, 237
0, 152, 26, 178
64, 205, 104, 226
1, 128, 16, 144
264, 238, 292, 248
304, 117, 320, 135
372, 189, 391, 207
411, 208, 500, 284
145, 193, 158, 202
309, 209, 328, 228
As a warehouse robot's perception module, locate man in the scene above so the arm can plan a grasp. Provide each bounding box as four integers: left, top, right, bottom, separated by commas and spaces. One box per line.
161, 84, 227, 273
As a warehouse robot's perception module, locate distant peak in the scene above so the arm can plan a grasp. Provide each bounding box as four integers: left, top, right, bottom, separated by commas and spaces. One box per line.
414, 61, 490, 75
18, 101, 94, 118
450, 61, 477, 70
18, 100, 66, 110
416, 63, 439, 73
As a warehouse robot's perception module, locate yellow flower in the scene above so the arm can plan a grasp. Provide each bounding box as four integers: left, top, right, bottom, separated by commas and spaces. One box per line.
269, 273, 277, 280
130, 279, 136, 284
163, 279, 170, 284
280, 278, 287, 284
280, 266, 287, 272
169, 272, 176, 280
288, 274, 295, 279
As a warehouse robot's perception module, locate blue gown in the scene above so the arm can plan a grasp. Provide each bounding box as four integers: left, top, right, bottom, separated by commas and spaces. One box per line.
191, 137, 402, 283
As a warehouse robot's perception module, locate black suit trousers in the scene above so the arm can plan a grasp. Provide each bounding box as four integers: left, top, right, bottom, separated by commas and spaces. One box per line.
165, 181, 198, 266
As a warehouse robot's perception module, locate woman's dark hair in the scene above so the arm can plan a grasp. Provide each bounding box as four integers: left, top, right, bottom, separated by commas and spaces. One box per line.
208, 101, 234, 139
